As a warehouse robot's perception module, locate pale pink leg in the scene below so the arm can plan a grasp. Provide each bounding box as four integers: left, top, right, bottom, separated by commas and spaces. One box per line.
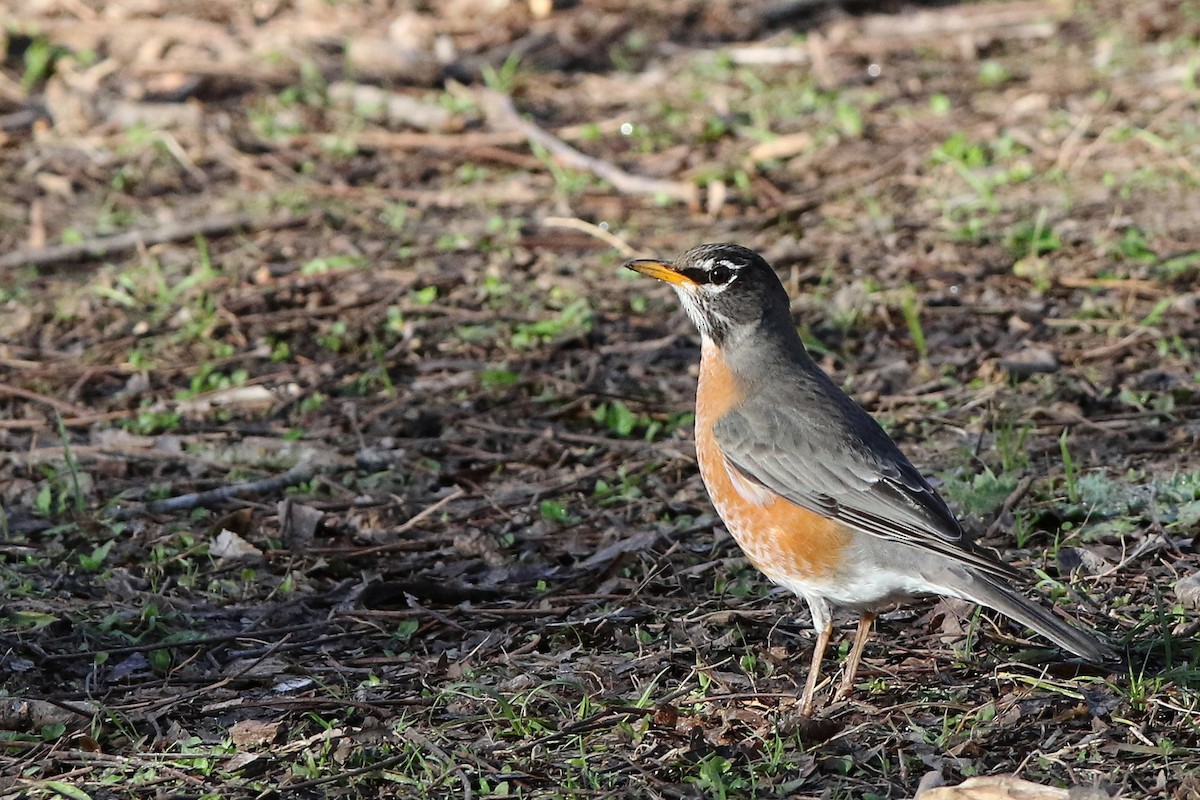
837, 611, 876, 699
799, 614, 833, 717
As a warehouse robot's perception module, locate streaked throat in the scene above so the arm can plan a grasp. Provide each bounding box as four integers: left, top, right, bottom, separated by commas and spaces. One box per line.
674, 288, 732, 344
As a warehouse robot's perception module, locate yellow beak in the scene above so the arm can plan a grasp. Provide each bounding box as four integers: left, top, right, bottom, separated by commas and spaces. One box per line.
625, 258, 696, 287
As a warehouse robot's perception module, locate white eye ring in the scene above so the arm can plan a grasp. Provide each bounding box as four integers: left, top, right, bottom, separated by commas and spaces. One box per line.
709, 264, 734, 285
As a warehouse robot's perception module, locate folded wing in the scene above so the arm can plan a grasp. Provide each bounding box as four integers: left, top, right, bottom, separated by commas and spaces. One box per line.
713, 379, 1020, 582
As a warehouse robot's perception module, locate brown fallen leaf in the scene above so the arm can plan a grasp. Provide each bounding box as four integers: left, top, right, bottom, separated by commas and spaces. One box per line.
209, 507, 254, 538
229, 719, 283, 749
917, 774, 1090, 800
210, 528, 264, 560
278, 498, 323, 553
1175, 573, 1200, 612
1057, 546, 1112, 576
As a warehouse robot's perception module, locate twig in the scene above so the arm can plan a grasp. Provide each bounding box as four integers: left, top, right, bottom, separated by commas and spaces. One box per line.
854, 0, 1071, 43
1072, 330, 1155, 363
748, 151, 908, 222
1053, 112, 1095, 173
279, 114, 633, 154
301, 488, 466, 557
403, 727, 475, 800
725, 45, 810, 66
107, 631, 308, 718
0, 211, 306, 270
41, 621, 331, 662
984, 474, 1036, 540
281, 752, 414, 792
807, 31, 834, 89
0, 382, 90, 417
3, 444, 217, 468
47, 750, 210, 787
541, 217, 645, 258
506, 706, 657, 755
108, 461, 319, 521
0, 409, 135, 431
476, 88, 698, 206
1056, 276, 1163, 296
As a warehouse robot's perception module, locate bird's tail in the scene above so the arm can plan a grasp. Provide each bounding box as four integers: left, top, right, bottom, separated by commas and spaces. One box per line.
954, 573, 1120, 665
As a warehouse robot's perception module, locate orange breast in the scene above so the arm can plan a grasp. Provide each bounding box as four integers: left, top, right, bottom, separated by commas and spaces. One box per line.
695, 343, 851, 583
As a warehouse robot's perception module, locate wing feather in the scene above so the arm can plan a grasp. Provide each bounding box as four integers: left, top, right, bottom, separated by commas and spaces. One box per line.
713, 381, 1020, 582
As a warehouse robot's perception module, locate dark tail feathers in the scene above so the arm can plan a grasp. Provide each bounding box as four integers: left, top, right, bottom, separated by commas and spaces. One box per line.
962, 574, 1120, 665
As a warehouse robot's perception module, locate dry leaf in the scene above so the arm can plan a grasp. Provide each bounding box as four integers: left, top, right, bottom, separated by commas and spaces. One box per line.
210, 529, 263, 560
918, 774, 1071, 800
278, 498, 323, 552
230, 719, 282, 748
1175, 574, 1200, 612
209, 507, 254, 538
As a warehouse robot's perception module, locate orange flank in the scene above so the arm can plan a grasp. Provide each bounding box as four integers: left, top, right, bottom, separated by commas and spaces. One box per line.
695, 344, 852, 581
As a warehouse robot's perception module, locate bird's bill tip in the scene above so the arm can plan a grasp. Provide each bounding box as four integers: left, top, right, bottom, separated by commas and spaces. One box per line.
624, 258, 695, 287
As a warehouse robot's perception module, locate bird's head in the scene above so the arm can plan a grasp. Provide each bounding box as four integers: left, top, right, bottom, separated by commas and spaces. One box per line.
625, 243, 791, 345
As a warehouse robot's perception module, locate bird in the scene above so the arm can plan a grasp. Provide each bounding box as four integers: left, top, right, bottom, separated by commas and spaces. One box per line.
626, 242, 1118, 716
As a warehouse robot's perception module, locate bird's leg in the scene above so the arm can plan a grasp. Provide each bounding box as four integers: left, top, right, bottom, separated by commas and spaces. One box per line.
837, 610, 876, 699
798, 617, 833, 717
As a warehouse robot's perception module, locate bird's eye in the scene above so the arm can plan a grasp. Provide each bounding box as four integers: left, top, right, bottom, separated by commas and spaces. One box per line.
709, 264, 734, 285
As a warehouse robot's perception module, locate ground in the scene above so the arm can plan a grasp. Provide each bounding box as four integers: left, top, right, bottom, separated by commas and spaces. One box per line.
1, 0, 1199, 798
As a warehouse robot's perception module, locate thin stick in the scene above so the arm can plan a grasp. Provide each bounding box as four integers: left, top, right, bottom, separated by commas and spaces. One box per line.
542, 217, 644, 258
0, 409, 132, 431
108, 461, 319, 521
477, 88, 698, 206
302, 488, 466, 557
0, 381, 90, 416
984, 474, 1036, 539
0, 211, 306, 270
281, 752, 415, 792
41, 620, 331, 662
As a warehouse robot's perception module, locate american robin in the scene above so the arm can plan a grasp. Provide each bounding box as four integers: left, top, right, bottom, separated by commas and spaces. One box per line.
627, 243, 1117, 715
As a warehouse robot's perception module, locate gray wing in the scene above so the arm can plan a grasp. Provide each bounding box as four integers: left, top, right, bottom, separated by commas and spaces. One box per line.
713, 372, 1020, 581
